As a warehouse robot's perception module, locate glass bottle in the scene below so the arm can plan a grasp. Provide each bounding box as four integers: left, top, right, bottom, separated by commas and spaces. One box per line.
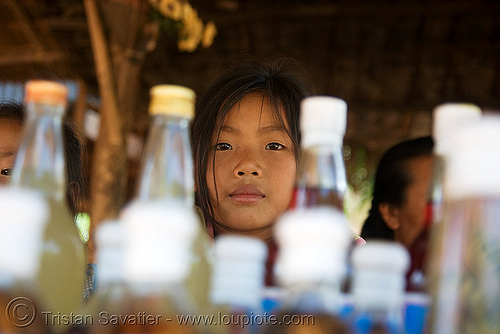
349, 241, 410, 334
85, 220, 127, 334
264, 208, 352, 333
10, 80, 86, 331
135, 84, 213, 315
121, 200, 202, 333
0, 189, 49, 333
407, 103, 482, 293
209, 235, 268, 334
290, 96, 348, 211
426, 116, 500, 334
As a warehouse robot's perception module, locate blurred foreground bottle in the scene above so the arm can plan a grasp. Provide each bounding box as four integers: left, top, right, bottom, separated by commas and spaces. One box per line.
10, 81, 86, 332
0, 190, 49, 333
264, 208, 352, 333
209, 235, 268, 334
85, 220, 127, 334
120, 201, 201, 333
349, 241, 410, 334
427, 116, 500, 334
406, 103, 482, 292
134, 84, 213, 314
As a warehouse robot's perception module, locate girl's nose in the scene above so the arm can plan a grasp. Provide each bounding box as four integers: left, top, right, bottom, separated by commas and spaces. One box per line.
234, 151, 263, 177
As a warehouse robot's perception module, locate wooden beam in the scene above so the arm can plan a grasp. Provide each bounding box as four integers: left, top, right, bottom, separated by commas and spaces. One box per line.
4, 0, 46, 52
0, 51, 65, 66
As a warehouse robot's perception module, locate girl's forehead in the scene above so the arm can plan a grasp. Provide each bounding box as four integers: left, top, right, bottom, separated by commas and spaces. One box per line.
221, 93, 286, 125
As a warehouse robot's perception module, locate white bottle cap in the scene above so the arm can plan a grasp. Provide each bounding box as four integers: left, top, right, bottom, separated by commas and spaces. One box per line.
122, 200, 198, 285
274, 207, 351, 287
351, 241, 410, 311
210, 235, 268, 310
300, 96, 347, 148
0, 189, 48, 281
432, 103, 482, 156
95, 220, 125, 286
445, 115, 500, 199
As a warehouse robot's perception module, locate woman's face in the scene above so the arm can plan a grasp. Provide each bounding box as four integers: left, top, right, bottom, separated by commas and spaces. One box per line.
206, 93, 297, 240
393, 155, 434, 248
0, 119, 23, 185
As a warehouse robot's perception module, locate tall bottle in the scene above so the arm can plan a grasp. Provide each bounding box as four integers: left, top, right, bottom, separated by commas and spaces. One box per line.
264, 208, 352, 333
427, 116, 500, 334
406, 103, 482, 292
290, 96, 347, 211
349, 241, 410, 334
134, 84, 213, 314
10, 81, 86, 329
210, 235, 268, 334
0, 190, 49, 333
116, 200, 200, 333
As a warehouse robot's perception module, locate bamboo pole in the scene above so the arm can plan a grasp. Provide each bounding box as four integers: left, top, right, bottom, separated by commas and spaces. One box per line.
84, 0, 128, 264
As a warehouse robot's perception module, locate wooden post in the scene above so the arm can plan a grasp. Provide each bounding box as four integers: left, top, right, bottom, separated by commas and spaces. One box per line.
84, 0, 128, 264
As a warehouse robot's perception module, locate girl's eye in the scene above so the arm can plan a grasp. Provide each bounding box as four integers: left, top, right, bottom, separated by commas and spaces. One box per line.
1, 168, 12, 176
266, 142, 284, 150
215, 143, 232, 151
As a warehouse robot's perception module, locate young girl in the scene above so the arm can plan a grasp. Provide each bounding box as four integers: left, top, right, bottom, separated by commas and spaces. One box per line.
190, 60, 311, 242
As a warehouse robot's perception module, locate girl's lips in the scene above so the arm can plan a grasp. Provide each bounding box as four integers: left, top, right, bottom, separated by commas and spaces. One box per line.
230, 194, 264, 203
230, 184, 265, 203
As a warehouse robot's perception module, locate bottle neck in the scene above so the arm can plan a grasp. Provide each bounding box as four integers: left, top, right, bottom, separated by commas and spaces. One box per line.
291, 144, 346, 210
136, 114, 194, 205
11, 103, 66, 200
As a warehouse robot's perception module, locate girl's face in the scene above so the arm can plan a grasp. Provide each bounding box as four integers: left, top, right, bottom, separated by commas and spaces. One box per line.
206, 93, 296, 240
0, 119, 23, 185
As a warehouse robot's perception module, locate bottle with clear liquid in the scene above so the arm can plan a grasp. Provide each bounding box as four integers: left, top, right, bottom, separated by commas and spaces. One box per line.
121, 200, 202, 334
0, 190, 50, 333
349, 241, 410, 334
263, 208, 352, 333
407, 103, 482, 293
427, 116, 500, 334
10, 81, 86, 331
135, 84, 213, 315
290, 96, 348, 211
209, 235, 268, 334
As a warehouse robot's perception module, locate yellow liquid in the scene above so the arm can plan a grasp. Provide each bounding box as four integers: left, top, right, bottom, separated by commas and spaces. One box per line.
38, 198, 86, 333
186, 226, 213, 315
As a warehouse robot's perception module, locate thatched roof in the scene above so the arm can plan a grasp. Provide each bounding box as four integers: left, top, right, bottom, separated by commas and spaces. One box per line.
2, 0, 500, 159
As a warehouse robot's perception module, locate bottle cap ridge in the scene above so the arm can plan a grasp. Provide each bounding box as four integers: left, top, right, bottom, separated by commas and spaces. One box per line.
24, 80, 69, 107
300, 96, 347, 135
149, 84, 195, 118
432, 103, 482, 156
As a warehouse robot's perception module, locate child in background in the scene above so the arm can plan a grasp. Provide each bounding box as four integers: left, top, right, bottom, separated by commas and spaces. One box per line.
190, 59, 311, 242
0, 99, 94, 299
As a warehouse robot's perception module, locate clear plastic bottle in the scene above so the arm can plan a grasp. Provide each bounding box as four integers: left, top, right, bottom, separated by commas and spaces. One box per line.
10, 80, 86, 331
407, 103, 482, 292
134, 84, 213, 315
264, 208, 352, 333
290, 96, 348, 211
209, 235, 268, 334
427, 116, 500, 334
0, 190, 49, 333
120, 200, 202, 333
349, 241, 410, 334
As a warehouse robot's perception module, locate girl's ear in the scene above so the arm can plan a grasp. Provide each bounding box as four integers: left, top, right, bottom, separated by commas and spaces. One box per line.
378, 202, 400, 231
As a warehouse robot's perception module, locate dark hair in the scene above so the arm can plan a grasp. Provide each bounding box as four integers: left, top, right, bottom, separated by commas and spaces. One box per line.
0, 99, 87, 217
190, 59, 311, 227
360, 136, 434, 240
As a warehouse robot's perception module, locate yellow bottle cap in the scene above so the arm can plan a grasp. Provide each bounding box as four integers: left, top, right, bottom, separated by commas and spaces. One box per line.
24, 80, 69, 107
148, 85, 195, 119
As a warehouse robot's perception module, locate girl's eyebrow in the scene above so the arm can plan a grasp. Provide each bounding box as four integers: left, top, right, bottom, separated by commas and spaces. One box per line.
220, 125, 287, 135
